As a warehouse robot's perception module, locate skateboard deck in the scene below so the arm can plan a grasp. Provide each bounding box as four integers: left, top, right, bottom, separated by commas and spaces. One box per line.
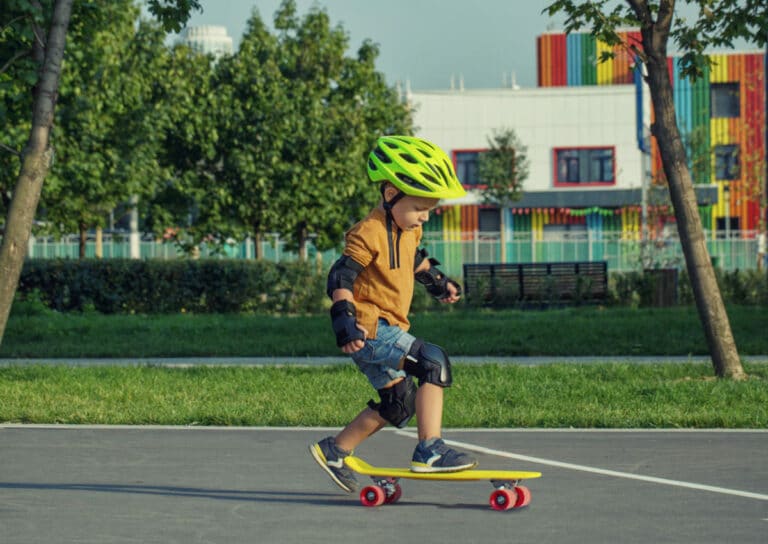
345, 456, 541, 511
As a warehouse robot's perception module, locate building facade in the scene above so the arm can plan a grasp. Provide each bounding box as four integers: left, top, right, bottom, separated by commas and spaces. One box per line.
410, 30, 766, 266
178, 25, 234, 59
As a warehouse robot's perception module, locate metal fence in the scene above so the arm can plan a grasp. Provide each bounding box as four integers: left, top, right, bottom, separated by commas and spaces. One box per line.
23, 230, 765, 277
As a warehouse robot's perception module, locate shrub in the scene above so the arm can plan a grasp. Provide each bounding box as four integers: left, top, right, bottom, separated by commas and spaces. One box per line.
18, 259, 326, 315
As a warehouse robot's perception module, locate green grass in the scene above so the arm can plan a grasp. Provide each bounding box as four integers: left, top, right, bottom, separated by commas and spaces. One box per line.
3, 305, 766, 428
3, 305, 768, 357
1, 363, 766, 427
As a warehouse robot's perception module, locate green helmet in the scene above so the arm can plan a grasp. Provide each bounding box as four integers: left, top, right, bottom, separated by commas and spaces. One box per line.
367, 136, 467, 200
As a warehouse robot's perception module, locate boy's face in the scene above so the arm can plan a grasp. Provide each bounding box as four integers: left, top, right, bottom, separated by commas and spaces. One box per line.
389, 193, 439, 231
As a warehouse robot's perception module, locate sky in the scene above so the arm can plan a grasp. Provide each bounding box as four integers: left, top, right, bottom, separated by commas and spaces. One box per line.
172, 0, 569, 90
170, 1, 762, 91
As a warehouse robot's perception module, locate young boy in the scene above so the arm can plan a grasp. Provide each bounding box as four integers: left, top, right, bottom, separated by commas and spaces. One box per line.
309, 135, 477, 493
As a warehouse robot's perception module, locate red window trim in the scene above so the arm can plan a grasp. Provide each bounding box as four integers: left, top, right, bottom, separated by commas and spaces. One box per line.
553, 146, 617, 187
452, 148, 488, 189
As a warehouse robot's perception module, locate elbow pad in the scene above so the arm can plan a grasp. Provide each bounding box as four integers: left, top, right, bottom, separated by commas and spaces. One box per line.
326, 256, 364, 298
415, 258, 462, 299
330, 300, 365, 347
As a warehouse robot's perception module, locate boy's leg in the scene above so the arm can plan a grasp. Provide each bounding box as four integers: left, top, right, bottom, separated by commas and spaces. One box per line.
403, 341, 478, 473
309, 397, 388, 493
335, 406, 388, 451
415, 382, 443, 441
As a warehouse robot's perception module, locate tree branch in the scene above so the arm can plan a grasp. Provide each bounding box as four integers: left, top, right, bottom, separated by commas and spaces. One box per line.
0, 49, 31, 76
655, 0, 675, 38
0, 142, 21, 157
2, 15, 28, 33
626, 0, 651, 27
29, 0, 46, 64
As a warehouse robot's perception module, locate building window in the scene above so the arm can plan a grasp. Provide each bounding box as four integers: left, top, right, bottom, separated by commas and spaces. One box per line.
478, 208, 501, 233
710, 82, 740, 118
454, 150, 484, 186
554, 147, 615, 186
714, 144, 740, 180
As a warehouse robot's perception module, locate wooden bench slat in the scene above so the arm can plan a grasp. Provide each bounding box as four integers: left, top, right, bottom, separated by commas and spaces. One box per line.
463, 261, 608, 307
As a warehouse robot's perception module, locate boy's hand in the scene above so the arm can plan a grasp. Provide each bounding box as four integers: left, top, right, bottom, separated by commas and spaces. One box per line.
341, 323, 368, 354
330, 300, 366, 350
439, 280, 462, 304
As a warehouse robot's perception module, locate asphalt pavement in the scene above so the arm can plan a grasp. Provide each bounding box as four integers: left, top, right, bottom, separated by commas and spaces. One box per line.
2, 355, 768, 366
1, 426, 766, 544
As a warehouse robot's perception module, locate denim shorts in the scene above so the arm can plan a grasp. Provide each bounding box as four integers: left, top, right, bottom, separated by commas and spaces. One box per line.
351, 320, 416, 390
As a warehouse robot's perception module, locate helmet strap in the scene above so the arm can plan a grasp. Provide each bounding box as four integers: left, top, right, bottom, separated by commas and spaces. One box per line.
380, 184, 405, 270
380, 183, 405, 212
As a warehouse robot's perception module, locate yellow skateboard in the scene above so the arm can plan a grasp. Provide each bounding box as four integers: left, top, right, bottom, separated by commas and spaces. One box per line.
345, 456, 542, 511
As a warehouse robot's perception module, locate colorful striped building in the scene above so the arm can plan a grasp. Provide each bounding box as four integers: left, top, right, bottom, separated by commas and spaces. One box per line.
411, 30, 766, 248
538, 30, 766, 234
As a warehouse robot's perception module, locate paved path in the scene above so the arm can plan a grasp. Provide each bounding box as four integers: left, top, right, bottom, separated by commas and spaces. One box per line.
1, 426, 767, 544
2, 355, 768, 366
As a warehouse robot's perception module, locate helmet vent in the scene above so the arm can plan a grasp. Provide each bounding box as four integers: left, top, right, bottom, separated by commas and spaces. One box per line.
400, 153, 418, 164
428, 163, 446, 182
442, 160, 455, 180
396, 173, 429, 192
373, 146, 392, 163
417, 148, 432, 158
384, 141, 400, 149
420, 140, 436, 150
368, 158, 378, 171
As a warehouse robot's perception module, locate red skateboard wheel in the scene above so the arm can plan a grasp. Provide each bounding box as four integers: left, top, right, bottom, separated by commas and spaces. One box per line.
360, 485, 386, 507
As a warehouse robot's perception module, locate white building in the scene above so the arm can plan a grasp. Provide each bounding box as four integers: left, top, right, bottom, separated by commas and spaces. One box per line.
411, 85, 647, 207
178, 25, 233, 59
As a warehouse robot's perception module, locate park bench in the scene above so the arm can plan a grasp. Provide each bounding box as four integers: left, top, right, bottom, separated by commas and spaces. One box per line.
462, 261, 608, 307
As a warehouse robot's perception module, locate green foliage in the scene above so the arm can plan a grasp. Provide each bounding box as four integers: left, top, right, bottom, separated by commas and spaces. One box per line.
12, 258, 768, 316
41, 2, 170, 243
478, 128, 529, 206
612, 268, 768, 308
545, 0, 768, 82
17, 259, 326, 314
3, 0, 411, 259
205, 0, 412, 255
145, 0, 201, 32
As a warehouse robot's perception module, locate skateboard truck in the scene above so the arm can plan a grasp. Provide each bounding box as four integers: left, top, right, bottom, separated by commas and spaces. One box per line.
346, 455, 540, 511
489, 479, 532, 511
361, 476, 402, 506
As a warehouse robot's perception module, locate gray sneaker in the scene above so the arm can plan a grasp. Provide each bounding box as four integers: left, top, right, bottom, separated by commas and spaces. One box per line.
410, 438, 478, 473
309, 437, 359, 493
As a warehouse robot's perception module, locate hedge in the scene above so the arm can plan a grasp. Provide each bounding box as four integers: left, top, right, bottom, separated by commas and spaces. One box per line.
13, 259, 768, 314
17, 259, 326, 314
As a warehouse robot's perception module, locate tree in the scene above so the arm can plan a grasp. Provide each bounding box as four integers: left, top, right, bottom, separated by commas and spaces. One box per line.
143, 39, 223, 253
204, 0, 411, 260
39, 2, 172, 258
0, 0, 200, 347
545, 0, 767, 379
209, 12, 285, 259
478, 128, 529, 207
262, 0, 412, 258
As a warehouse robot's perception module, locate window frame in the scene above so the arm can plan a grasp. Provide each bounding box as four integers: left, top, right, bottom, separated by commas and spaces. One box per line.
453, 148, 487, 188
478, 207, 501, 233
710, 82, 740, 119
714, 144, 740, 180
552, 146, 617, 187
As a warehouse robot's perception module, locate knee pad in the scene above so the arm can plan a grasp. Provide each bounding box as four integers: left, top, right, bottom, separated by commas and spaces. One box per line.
403, 339, 452, 387
368, 377, 417, 428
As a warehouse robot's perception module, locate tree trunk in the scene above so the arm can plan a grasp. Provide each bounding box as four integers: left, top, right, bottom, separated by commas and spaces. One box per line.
95, 225, 103, 258
0, 0, 74, 347
253, 228, 264, 260
297, 221, 308, 261
79, 221, 87, 259
639, 5, 745, 379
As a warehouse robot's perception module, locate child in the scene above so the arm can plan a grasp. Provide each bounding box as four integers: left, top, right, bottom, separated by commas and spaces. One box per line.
309, 135, 477, 493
